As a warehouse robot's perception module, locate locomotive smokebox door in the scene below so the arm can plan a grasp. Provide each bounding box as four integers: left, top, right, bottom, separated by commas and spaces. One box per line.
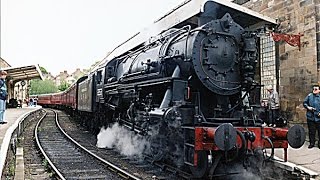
193, 13, 243, 96
214, 123, 237, 151
287, 125, 306, 148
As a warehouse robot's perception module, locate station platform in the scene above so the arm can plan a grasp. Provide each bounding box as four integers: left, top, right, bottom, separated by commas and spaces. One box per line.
274, 141, 320, 178
0, 106, 41, 177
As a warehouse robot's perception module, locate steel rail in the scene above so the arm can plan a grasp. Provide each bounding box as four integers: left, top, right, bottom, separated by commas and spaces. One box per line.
34, 110, 66, 180
53, 110, 141, 180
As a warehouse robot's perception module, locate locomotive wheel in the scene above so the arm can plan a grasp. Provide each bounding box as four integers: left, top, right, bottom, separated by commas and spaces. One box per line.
190, 151, 208, 179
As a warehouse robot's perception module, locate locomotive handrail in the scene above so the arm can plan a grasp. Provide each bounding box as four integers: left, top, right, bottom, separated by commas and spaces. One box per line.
105, 76, 174, 90
158, 25, 191, 58
120, 72, 160, 81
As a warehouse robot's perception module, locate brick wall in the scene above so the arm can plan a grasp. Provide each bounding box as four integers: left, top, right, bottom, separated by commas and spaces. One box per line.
242, 0, 319, 123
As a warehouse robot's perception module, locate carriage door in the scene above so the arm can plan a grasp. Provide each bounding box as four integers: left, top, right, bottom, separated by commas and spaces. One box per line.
95, 69, 105, 107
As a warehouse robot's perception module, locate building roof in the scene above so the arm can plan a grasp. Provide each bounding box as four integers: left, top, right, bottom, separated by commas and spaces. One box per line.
1, 64, 44, 82
0, 57, 11, 68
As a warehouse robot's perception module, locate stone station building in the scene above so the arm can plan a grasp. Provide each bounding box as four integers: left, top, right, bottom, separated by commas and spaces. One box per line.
234, 0, 320, 125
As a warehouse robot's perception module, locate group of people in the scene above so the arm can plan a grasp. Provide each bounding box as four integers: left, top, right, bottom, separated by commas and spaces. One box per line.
28, 98, 38, 107
261, 83, 320, 149
265, 84, 320, 149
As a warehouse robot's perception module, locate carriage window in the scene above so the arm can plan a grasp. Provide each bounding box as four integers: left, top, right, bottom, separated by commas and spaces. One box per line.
260, 36, 276, 99
96, 71, 102, 84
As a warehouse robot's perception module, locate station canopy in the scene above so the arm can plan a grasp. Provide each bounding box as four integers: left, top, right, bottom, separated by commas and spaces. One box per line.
99, 0, 277, 68
1, 64, 44, 82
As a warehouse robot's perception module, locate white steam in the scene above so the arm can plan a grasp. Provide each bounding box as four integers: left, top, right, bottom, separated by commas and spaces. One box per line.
96, 123, 150, 157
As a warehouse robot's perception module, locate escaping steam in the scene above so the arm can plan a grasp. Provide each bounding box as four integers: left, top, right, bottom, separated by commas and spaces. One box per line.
96, 123, 150, 157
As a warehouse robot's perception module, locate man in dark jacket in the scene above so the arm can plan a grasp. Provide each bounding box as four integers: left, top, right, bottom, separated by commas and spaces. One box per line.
303, 84, 320, 148
0, 70, 8, 124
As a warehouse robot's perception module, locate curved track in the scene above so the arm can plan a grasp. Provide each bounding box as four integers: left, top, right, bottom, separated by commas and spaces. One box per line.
23, 109, 53, 179
30, 108, 310, 180
56, 109, 187, 180
35, 109, 140, 180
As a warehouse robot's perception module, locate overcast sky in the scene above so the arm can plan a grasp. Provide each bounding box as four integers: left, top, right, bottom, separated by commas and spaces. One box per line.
1, 0, 182, 76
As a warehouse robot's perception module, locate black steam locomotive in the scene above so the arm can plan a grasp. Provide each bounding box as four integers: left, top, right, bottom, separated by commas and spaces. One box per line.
37, 0, 305, 178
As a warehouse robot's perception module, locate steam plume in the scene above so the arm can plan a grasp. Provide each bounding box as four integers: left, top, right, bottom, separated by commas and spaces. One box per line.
96, 123, 149, 157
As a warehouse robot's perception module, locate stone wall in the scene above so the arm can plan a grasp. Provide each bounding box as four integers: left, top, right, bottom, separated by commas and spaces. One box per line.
243, 0, 319, 123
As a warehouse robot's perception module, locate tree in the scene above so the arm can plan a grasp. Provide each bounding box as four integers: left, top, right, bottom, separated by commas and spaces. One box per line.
29, 79, 58, 95
39, 66, 48, 75
58, 81, 70, 91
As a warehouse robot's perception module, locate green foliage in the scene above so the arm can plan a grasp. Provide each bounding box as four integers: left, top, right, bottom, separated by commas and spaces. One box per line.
8, 158, 15, 176
29, 79, 58, 95
42, 159, 49, 169
39, 66, 48, 75
58, 81, 70, 91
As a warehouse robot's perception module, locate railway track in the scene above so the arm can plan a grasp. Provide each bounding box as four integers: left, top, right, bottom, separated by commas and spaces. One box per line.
35, 109, 140, 180
25, 108, 311, 180
54, 109, 313, 180
56, 109, 187, 180
22, 109, 53, 179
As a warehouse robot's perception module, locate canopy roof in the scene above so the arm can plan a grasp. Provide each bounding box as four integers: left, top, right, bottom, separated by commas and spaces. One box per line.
97, 0, 277, 69
2, 65, 44, 82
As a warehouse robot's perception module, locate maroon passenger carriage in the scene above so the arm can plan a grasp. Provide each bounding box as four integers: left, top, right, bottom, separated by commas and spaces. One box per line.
36, 83, 77, 109
35, 0, 306, 178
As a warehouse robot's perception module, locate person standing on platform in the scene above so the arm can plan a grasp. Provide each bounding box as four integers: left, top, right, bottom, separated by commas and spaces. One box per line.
303, 84, 320, 149
267, 85, 280, 127
0, 70, 8, 124
29, 98, 33, 106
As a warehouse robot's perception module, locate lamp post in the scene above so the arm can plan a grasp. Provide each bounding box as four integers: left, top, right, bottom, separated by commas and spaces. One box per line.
16, 83, 20, 99
21, 80, 26, 102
